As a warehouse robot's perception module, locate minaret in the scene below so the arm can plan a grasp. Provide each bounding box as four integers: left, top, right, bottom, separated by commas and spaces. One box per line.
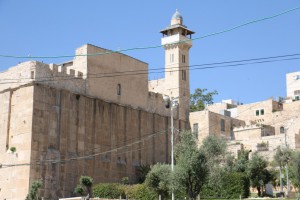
160, 9, 195, 120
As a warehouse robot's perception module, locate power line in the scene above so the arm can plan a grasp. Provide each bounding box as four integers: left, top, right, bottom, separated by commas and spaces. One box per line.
1, 53, 300, 85
0, 5, 299, 59
0, 129, 169, 168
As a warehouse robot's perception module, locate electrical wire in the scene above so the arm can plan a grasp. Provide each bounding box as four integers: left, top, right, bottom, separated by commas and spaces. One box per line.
1, 53, 300, 85
0, 129, 168, 168
0, 5, 299, 59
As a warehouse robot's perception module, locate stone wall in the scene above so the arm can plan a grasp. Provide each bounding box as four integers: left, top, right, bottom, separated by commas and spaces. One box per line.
286, 71, 300, 98
0, 61, 85, 94
28, 83, 188, 199
0, 85, 34, 200
189, 110, 245, 144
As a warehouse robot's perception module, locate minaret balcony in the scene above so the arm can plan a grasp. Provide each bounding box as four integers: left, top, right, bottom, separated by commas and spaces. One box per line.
161, 34, 192, 47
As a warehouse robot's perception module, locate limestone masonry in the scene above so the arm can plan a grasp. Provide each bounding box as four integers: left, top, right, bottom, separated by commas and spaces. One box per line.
190, 73, 300, 160
0, 10, 192, 200
1, 9, 300, 200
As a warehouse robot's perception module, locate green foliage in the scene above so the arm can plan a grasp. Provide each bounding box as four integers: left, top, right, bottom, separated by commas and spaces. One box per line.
25, 180, 42, 200
200, 135, 227, 162
74, 185, 84, 195
174, 131, 208, 199
201, 172, 250, 199
190, 88, 218, 112
233, 149, 250, 173
145, 163, 171, 199
290, 151, 300, 191
247, 154, 270, 196
136, 164, 151, 183
274, 146, 292, 168
10, 146, 16, 152
121, 177, 129, 185
93, 183, 125, 199
74, 176, 93, 196
124, 184, 157, 200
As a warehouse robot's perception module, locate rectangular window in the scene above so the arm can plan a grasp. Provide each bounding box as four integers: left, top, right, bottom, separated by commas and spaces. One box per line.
31, 71, 34, 79
182, 54, 186, 63
117, 84, 121, 96
256, 109, 265, 116
294, 75, 300, 80
193, 123, 198, 139
182, 70, 186, 81
170, 53, 174, 63
294, 90, 300, 95
256, 110, 260, 116
77, 72, 83, 78
221, 119, 225, 132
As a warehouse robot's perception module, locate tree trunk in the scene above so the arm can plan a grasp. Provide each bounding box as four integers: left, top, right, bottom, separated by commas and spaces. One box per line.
257, 186, 261, 197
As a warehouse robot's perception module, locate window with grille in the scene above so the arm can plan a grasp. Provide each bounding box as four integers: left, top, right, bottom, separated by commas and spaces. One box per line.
193, 123, 198, 140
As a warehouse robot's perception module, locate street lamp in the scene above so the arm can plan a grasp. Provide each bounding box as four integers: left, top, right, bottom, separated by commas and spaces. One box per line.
163, 95, 178, 200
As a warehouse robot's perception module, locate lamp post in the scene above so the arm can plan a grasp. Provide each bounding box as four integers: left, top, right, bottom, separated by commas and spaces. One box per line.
284, 128, 290, 196
163, 95, 178, 200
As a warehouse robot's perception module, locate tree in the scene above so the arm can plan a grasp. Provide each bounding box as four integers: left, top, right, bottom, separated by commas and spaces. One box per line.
74, 176, 93, 198
174, 131, 208, 199
200, 135, 227, 164
145, 163, 171, 199
247, 154, 271, 196
136, 164, 151, 183
290, 151, 300, 192
273, 146, 292, 192
190, 88, 218, 112
25, 180, 43, 200
200, 135, 227, 197
233, 149, 250, 173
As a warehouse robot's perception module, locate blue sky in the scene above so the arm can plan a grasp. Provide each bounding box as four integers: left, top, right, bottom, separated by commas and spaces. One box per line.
0, 1, 299, 104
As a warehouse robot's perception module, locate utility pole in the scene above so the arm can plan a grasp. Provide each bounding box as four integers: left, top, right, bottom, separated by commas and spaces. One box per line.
285, 128, 290, 196
163, 95, 178, 200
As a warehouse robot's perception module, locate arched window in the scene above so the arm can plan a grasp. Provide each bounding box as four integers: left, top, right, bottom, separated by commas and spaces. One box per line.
280, 126, 285, 134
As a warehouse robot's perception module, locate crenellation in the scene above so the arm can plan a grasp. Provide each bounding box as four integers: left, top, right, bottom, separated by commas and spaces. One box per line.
68, 69, 75, 77
0, 11, 192, 199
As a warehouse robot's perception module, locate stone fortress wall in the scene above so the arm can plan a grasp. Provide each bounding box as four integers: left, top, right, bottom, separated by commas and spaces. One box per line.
0, 60, 85, 94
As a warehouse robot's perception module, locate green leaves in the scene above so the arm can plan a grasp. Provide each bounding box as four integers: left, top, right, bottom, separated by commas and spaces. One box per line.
25, 181, 43, 200
145, 163, 172, 199
175, 131, 208, 199
290, 151, 300, 190
274, 146, 292, 168
190, 88, 218, 112
74, 176, 93, 196
247, 154, 270, 197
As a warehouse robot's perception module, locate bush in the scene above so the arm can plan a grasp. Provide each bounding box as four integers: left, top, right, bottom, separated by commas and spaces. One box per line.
201, 172, 250, 199
93, 183, 125, 199
25, 181, 43, 200
124, 184, 157, 200
10, 147, 16, 153
222, 172, 250, 198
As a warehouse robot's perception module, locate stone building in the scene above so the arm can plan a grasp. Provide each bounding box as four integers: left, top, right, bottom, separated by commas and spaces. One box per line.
190, 73, 300, 159
0, 10, 193, 200
286, 71, 300, 100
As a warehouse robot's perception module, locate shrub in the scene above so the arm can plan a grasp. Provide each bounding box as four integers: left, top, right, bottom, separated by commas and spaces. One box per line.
10, 147, 16, 153
201, 172, 250, 199
74, 176, 93, 196
25, 180, 43, 200
222, 172, 250, 198
125, 184, 157, 200
93, 183, 125, 199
